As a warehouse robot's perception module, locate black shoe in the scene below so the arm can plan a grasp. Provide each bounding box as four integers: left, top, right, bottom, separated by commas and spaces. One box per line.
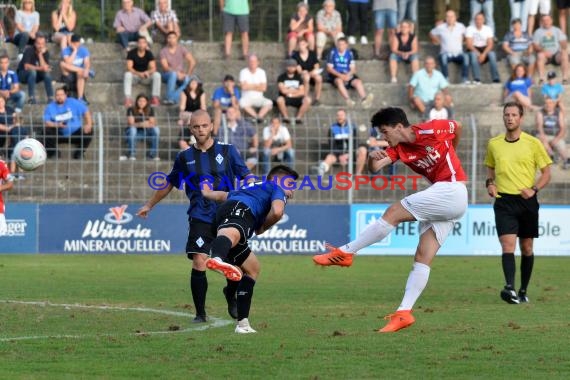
294, 118, 303, 125
192, 315, 207, 323
282, 118, 290, 124
223, 286, 238, 319
500, 286, 520, 304
313, 99, 321, 107
518, 290, 529, 303
73, 150, 85, 159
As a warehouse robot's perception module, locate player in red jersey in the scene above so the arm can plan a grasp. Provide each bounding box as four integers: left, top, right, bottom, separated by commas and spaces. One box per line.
0, 158, 14, 236
313, 107, 468, 333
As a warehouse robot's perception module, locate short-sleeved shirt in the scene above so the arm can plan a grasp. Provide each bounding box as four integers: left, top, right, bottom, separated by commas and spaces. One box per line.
386, 119, 467, 183
61, 46, 90, 69
0, 160, 14, 214
263, 125, 291, 147
113, 7, 151, 32
373, 0, 398, 11
484, 132, 552, 195
292, 50, 319, 72
430, 22, 466, 55
327, 48, 355, 74
160, 45, 189, 73
15, 10, 39, 34
220, 119, 256, 155
533, 26, 567, 55
541, 82, 564, 100
426, 107, 450, 121
43, 98, 88, 136
409, 68, 449, 103
17, 46, 50, 72
0, 71, 19, 91
289, 13, 313, 33
127, 107, 155, 126
223, 0, 250, 15
127, 48, 155, 72
505, 77, 532, 97
316, 9, 342, 32
277, 72, 302, 94
151, 9, 179, 26
239, 67, 267, 98
503, 31, 533, 52
465, 24, 494, 48
212, 86, 241, 107
166, 141, 250, 222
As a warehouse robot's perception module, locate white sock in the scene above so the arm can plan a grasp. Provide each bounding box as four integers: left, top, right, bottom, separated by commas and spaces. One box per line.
340, 218, 395, 253
397, 262, 431, 311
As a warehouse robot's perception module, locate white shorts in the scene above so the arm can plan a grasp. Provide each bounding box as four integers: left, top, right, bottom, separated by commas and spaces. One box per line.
239, 93, 273, 109
400, 181, 468, 246
528, 0, 550, 15
0, 213, 6, 236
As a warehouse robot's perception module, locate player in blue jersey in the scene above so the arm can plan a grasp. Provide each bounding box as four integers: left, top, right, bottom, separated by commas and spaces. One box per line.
201, 165, 299, 333
137, 109, 251, 323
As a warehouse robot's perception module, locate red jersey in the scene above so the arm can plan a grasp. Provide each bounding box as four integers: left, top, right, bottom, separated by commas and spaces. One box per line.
0, 160, 12, 214
385, 119, 467, 183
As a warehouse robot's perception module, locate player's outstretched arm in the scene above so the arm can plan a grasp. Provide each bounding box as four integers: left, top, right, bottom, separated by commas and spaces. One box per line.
137, 184, 174, 218
201, 187, 228, 203
256, 200, 285, 235
367, 150, 393, 173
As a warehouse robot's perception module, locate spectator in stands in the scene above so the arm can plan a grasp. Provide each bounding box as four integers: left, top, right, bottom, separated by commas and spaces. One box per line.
17, 33, 53, 105
558, 0, 570, 35
503, 64, 536, 110
408, 56, 453, 115
276, 59, 312, 124
292, 38, 323, 106
178, 78, 206, 150
260, 116, 295, 175
151, 0, 181, 43
470, 0, 494, 35
316, 108, 367, 176
42, 87, 92, 159
316, 0, 344, 60
113, 0, 153, 52
124, 35, 161, 108
527, 0, 550, 36
60, 34, 93, 104
434, 0, 460, 24
536, 96, 568, 169
346, 0, 369, 45
398, 0, 417, 24
239, 54, 273, 123
0, 96, 28, 179
160, 31, 197, 105
221, 0, 250, 59
541, 71, 565, 111
12, 0, 40, 61
466, 12, 500, 84
359, 123, 391, 175
502, 18, 535, 77
287, 2, 315, 58
373, 0, 398, 59
0, 55, 25, 112
533, 14, 569, 85
212, 74, 241, 136
509, 1, 528, 32
430, 9, 469, 84
51, 0, 77, 50
120, 94, 159, 161
326, 37, 374, 108
424, 91, 454, 121
218, 106, 258, 170
389, 19, 419, 83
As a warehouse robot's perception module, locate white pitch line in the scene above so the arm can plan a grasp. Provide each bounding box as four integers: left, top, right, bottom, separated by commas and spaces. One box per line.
0, 300, 233, 342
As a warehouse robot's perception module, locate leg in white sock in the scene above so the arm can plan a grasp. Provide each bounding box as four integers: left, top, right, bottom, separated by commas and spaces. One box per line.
397, 262, 431, 311
340, 218, 395, 253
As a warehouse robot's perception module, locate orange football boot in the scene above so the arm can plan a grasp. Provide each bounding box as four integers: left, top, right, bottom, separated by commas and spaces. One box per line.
378, 310, 415, 333
312, 244, 354, 267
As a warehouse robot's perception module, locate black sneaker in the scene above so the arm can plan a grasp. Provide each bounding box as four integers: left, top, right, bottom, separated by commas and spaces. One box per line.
192, 315, 207, 323
223, 286, 238, 319
518, 290, 529, 303
500, 287, 520, 304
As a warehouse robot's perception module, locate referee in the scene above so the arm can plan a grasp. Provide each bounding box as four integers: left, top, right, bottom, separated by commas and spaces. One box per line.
137, 110, 250, 322
484, 102, 552, 304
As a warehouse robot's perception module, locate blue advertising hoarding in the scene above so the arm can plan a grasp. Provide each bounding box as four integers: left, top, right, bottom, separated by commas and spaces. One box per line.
0, 203, 38, 253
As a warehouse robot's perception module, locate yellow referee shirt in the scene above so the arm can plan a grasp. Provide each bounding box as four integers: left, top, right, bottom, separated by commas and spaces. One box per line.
484, 132, 552, 195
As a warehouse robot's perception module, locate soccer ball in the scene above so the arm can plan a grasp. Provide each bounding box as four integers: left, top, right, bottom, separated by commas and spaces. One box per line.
13, 138, 47, 171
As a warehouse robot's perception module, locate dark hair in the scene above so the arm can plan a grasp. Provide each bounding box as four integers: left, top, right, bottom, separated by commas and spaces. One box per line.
268, 165, 299, 180
132, 93, 151, 116
56, 86, 68, 95
166, 31, 177, 38
337, 36, 348, 44
510, 63, 527, 81
503, 101, 524, 117
137, 35, 148, 42
184, 78, 203, 97
370, 107, 410, 128
0, 54, 9, 61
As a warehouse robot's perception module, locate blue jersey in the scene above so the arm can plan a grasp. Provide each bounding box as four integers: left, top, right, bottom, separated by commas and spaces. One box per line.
541, 83, 564, 100
211, 86, 241, 108
0, 70, 19, 91
327, 47, 354, 74
227, 181, 287, 233
167, 141, 250, 223
43, 98, 88, 136
61, 46, 90, 68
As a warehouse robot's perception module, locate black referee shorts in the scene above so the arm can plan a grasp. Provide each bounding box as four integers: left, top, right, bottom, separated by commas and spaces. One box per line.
214, 200, 255, 267
185, 219, 216, 259
494, 193, 539, 238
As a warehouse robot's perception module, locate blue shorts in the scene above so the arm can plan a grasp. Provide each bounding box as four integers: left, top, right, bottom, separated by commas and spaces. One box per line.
389, 52, 419, 63
374, 9, 397, 30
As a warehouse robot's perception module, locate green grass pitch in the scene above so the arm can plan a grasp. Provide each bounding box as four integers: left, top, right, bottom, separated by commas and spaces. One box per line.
1, 255, 569, 379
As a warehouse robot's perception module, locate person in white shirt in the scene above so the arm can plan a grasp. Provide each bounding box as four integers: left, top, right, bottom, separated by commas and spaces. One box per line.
429, 10, 469, 84
424, 91, 454, 121
466, 12, 500, 84
260, 116, 295, 174
238, 54, 273, 123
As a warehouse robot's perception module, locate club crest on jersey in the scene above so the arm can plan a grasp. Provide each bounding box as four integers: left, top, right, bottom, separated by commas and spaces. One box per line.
216, 154, 224, 165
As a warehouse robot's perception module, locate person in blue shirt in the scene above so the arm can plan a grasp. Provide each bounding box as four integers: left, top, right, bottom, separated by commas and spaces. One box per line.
541, 71, 565, 111
42, 87, 93, 159
212, 74, 241, 136
59, 34, 93, 104
503, 64, 536, 110
0, 55, 26, 112
326, 37, 374, 108
202, 164, 298, 333
137, 109, 251, 323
